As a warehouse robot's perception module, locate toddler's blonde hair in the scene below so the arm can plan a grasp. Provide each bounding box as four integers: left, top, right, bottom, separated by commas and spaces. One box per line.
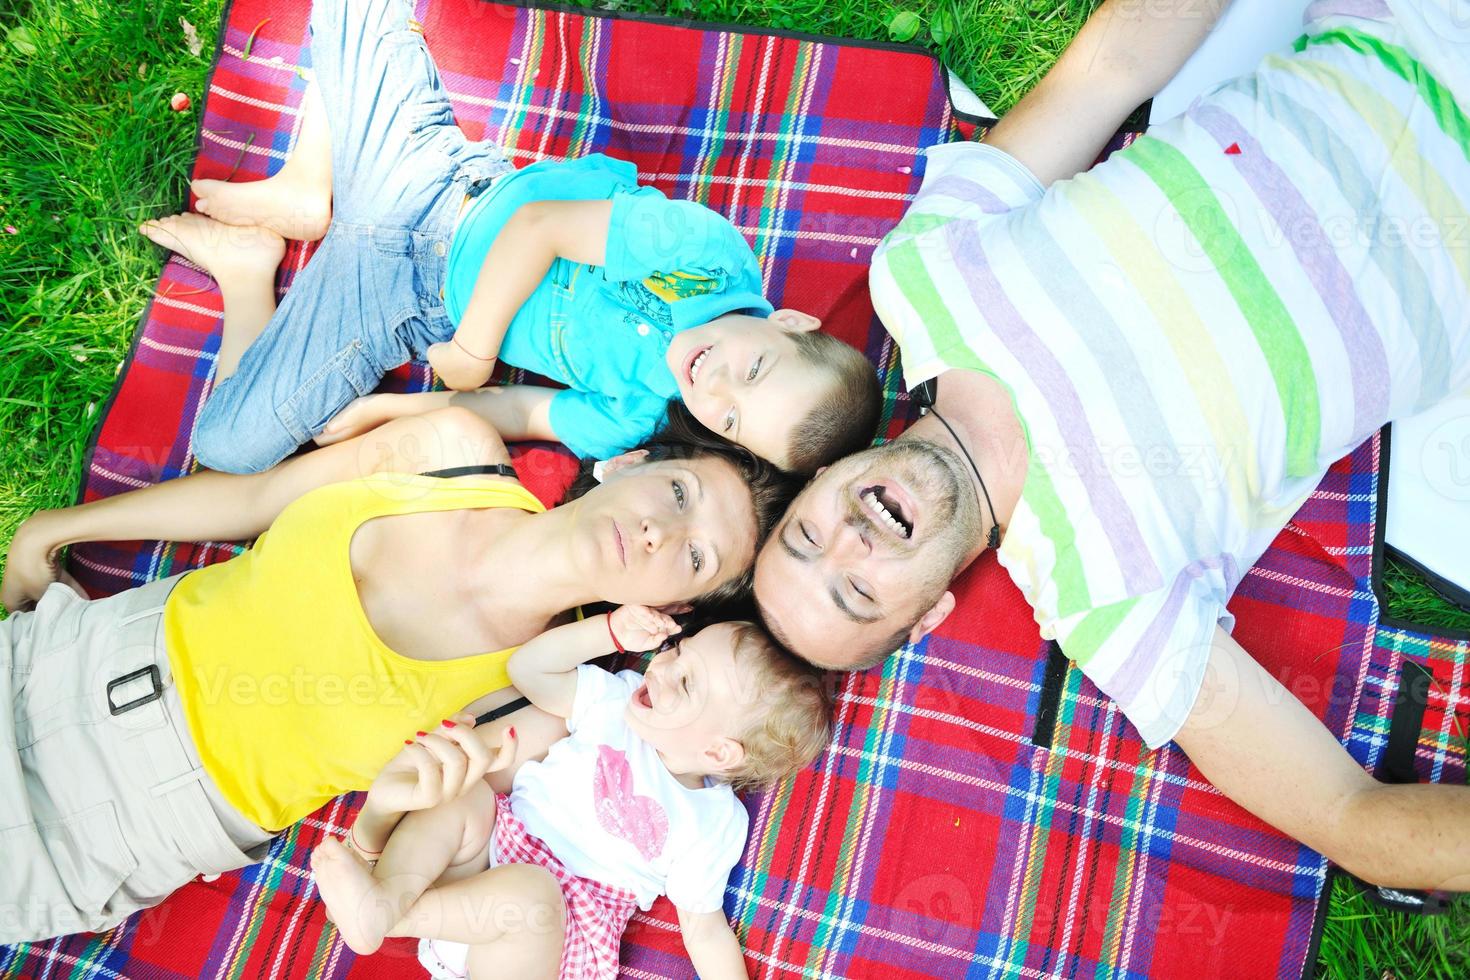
722, 622, 833, 793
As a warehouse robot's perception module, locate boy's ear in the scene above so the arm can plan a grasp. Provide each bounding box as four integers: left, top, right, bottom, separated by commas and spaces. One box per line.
769, 309, 822, 333
597, 449, 651, 481
705, 736, 745, 774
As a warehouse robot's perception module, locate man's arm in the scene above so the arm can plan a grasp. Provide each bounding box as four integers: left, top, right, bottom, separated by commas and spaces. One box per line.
429, 199, 614, 391
1173, 625, 1470, 891
1, 406, 510, 611
984, 0, 1227, 188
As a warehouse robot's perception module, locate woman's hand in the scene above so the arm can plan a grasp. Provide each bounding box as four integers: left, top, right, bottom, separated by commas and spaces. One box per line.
315, 392, 434, 447
366, 715, 517, 814
428, 338, 497, 392
1, 513, 84, 613
608, 605, 683, 653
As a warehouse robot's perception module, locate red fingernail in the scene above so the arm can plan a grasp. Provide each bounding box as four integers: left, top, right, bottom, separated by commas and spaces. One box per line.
416, 731, 427, 737
441, 719, 457, 728
507, 726, 516, 738
404, 739, 414, 745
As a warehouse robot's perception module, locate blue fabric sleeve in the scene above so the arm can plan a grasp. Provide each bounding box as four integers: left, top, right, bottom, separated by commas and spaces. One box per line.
548, 388, 670, 459
603, 193, 750, 284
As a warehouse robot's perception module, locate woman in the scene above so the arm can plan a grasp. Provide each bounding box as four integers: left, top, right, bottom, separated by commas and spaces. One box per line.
0, 406, 791, 943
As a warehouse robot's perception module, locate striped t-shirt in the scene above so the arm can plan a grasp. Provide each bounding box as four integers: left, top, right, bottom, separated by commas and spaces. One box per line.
869, 0, 1470, 747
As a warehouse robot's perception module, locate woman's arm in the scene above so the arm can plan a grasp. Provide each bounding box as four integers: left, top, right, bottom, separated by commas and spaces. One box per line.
678, 908, 748, 980
429, 199, 615, 391
319, 385, 558, 447
984, 0, 1227, 187
1, 406, 510, 611
506, 605, 680, 719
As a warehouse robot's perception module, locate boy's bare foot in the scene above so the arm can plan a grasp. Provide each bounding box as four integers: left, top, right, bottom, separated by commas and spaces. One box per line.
192, 174, 332, 242
139, 213, 285, 285
311, 838, 394, 955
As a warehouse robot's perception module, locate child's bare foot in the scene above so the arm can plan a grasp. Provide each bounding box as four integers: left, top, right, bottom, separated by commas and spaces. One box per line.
311, 838, 393, 955
139, 213, 285, 285
192, 174, 332, 242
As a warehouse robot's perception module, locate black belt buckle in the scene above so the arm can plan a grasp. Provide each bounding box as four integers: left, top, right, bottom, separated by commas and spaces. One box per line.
107, 664, 163, 716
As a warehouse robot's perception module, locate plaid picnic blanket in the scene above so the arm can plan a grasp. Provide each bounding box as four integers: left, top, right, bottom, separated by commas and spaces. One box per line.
2, 1, 1466, 978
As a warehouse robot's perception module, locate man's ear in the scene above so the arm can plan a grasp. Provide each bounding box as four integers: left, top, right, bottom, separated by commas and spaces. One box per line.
596, 448, 651, 481
907, 590, 955, 645
705, 736, 746, 774
770, 309, 822, 333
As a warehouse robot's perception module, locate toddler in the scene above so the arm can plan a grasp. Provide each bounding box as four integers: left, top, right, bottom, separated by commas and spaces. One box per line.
310, 605, 831, 979
139, 2, 879, 475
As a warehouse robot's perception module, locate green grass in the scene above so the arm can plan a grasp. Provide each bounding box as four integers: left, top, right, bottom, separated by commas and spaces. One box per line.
0, 0, 225, 539
0, 0, 1465, 975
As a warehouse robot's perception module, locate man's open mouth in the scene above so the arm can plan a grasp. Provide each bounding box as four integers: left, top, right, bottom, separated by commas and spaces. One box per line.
861, 483, 913, 539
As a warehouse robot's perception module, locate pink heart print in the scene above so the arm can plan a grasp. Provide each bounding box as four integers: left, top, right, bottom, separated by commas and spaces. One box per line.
593, 745, 669, 862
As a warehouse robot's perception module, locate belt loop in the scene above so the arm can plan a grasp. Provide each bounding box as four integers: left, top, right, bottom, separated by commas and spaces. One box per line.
107, 664, 163, 715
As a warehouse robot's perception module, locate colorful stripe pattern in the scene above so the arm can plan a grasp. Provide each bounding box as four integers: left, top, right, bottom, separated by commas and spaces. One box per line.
5, 2, 1468, 980
871, 5, 1470, 749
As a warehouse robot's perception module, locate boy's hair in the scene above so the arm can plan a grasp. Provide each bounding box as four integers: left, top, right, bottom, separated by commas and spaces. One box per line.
783, 332, 881, 474
722, 622, 833, 793
562, 417, 799, 611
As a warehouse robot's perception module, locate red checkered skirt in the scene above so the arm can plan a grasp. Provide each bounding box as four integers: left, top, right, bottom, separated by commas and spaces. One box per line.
491, 793, 640, 980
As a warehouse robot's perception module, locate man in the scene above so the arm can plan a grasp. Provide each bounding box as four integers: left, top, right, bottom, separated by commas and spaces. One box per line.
755, 0, 1470, 892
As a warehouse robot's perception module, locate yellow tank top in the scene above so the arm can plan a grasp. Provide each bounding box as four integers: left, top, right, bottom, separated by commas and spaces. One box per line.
164, 472, 545, 830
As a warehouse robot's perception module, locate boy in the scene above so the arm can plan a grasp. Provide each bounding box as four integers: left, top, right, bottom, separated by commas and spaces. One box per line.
148, 0, 879, 474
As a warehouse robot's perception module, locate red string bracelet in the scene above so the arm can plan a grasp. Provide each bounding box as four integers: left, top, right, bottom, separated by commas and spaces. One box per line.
606, 612, 626, 654
349, 824, 383, 859
452, 334, 496, 362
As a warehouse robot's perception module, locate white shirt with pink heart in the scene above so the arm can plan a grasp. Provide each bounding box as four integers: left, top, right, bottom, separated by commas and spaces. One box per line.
508, 665, 750, 913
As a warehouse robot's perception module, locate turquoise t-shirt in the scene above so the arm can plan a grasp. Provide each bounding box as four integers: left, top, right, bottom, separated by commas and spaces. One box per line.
443, 154, 773, 458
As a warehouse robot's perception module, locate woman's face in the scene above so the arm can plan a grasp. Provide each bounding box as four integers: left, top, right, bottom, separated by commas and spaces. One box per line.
570, 455, 759, 606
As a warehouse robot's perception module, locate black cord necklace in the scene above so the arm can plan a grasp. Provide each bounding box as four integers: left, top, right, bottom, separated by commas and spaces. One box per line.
912, 380, 1002, 550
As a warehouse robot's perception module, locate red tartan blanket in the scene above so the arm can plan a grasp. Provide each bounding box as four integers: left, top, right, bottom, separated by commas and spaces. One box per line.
2, 2, 1466, 978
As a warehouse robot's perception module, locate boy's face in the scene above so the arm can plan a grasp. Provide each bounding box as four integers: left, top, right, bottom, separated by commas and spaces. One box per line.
666, 310, 824, 469
623, 624, 747, 773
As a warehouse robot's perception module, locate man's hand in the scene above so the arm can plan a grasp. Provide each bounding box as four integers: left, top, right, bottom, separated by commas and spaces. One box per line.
608, 605, 683, 653
428, 339, 497, 392
365, 715, 517, 815
1, 513, 84, 613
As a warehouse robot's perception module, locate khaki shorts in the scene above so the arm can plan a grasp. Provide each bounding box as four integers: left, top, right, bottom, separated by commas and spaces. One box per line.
0, 576, 274, 943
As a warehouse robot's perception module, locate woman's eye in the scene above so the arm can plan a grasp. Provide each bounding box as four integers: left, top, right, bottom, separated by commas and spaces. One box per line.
672, 480, 686, 508
723, 409, 736, 433
689, 543, 705, 574
801, 522, 818, 548
746, 357, 763, 382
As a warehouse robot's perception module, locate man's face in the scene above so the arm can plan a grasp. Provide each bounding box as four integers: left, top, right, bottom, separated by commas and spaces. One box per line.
754, 439, 982, 668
